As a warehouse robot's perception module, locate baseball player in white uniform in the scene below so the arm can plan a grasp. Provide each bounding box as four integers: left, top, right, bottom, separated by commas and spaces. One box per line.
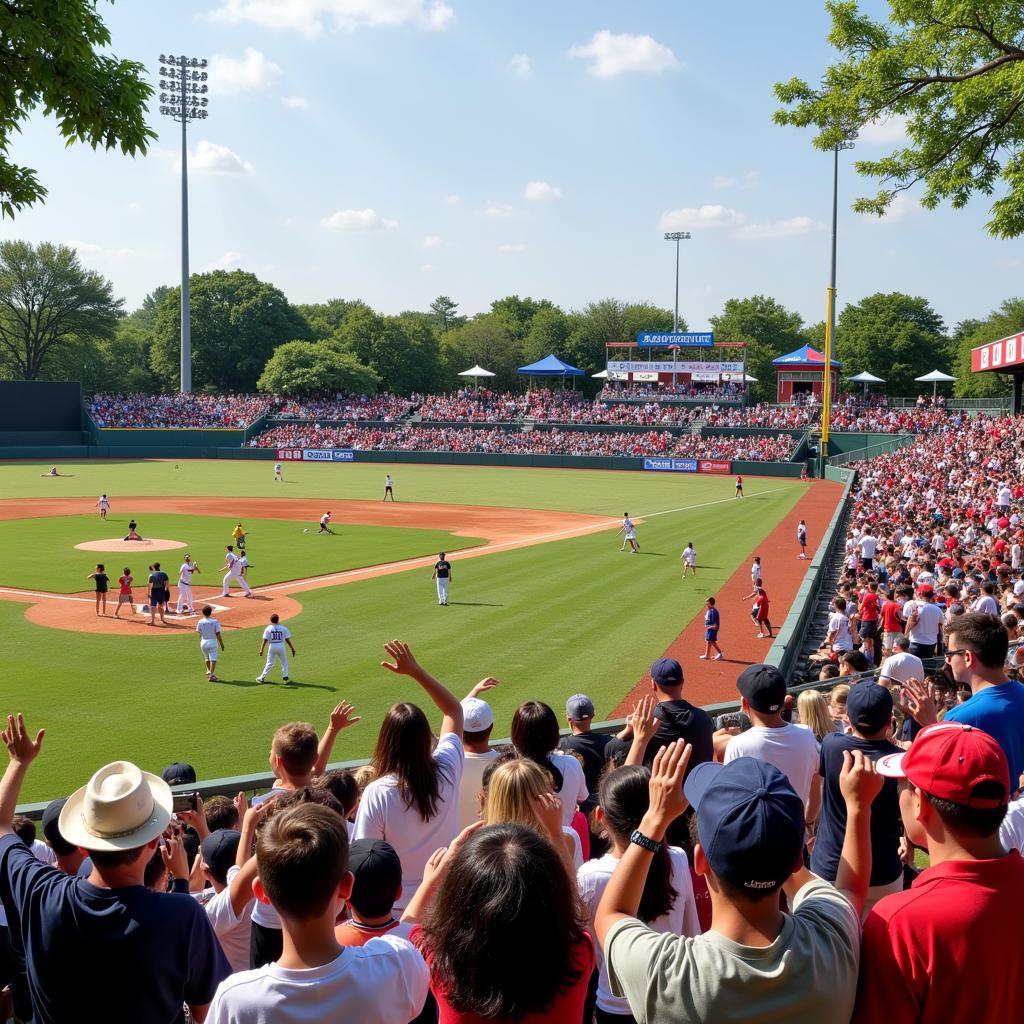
195, 605, 224, 681
274, 462, 283, 482
175, 554, 200, 614
220, 545, 253, 597
257, 613, 295, 683
618, 513, 639, 553
96, 494, 110, 519
681, 543, 697, 578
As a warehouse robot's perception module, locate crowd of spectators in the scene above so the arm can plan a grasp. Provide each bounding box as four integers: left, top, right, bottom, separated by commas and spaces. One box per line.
88, 393, 272, 429
251, 422, 796, 461
599, 382, 746, 402
272, 394, 417, 422
2, 622, 1022, 1023
702, 398, 958, 433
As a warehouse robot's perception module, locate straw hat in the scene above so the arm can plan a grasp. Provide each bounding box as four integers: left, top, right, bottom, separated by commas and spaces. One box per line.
59, 761, 172, 851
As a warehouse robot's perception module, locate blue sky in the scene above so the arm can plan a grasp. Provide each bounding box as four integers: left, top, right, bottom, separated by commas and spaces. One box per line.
7, 0, 1023, 331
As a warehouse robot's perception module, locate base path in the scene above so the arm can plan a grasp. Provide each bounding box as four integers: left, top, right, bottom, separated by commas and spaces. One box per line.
0, 497, 613, 636
612, 480, 845, 716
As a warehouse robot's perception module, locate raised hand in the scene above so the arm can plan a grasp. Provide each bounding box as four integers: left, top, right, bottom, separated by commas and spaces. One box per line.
839, 749, 884, 811
176, 794, 208, 839
468, 677, 501, 698
233, 790, 249, 822
1, 714, 44, 766
328, 701, 361, 732
160, 832, 190, 880
380, 640, 423, 678
643, 739, 692, 834
531, 790, 564, 841
903, 677, 938, 727
628, 695, 659, 747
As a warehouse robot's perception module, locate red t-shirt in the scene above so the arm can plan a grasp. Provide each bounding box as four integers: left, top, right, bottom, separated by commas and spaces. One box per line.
413, 926, 595, 1024
118, 574, 133, 594
880, 599, 903, 633
754, 594, 770, 619
854, 854, 1024, 1024
859, 591, 880, 622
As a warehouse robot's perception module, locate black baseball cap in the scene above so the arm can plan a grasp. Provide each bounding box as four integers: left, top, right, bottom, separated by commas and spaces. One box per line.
162, 762, 196, 785
736, 664, 787, 714
847, 682, 893, 733
201, 829, 241, 887
347, 839, 402, 918
42, 797, 77, 856
651, 657, 683, 688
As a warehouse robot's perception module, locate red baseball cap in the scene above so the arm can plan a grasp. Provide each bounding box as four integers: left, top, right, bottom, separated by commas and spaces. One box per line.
916, 583, 934, 595
876, 723, 1010, 808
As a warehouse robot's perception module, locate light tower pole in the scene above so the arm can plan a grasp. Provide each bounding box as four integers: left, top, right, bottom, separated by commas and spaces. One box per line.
159, 55, 209, 394
821, 135, 855, 472
664, 231, 691, 387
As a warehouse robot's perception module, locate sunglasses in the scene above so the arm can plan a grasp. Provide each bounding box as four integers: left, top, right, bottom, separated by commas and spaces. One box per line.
944, 648, 968, 661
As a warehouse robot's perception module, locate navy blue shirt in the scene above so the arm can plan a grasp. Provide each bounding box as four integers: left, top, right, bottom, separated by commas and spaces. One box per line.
809, 733, 903, 887
0, 834, 230, 1023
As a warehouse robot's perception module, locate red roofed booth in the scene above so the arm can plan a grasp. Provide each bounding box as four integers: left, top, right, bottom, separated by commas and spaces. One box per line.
771, 344, 842, 404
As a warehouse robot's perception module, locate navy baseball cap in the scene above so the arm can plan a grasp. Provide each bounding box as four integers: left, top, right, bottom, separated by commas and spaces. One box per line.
847, 682, 893, 733
651, 658, 683, 688
347, 839, 402, 918
684, 758, 804, 892
201, 829, 241, 887
736, 664, 787, 714
42, 797, 77, 856
162, 762, 196, 785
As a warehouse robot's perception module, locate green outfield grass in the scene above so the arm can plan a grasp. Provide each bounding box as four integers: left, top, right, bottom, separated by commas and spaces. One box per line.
0, 514, 482, 593
1, 459, 812, 802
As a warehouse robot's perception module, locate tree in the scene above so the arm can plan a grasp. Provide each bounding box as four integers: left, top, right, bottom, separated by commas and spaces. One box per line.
257, 341, 380, 395
440, 316, 523, 391
134, 286, 173, 327
566, 299, 677, 383
774, 2, 1024, 237
522, 305, 572, 363
0, 240, 121, 379
709, 296, 804, 403
150, 271, 311, 392
0, 2, 155, 218
295, 299, 374, 341
834, 292, 947, 396
429, 295, 465, 334
951, 299, 1022, 397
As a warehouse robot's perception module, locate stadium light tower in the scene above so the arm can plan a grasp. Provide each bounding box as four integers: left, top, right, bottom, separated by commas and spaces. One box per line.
663, 231, 691, 333
821, 134, 856, 470
158, 54, 209, 394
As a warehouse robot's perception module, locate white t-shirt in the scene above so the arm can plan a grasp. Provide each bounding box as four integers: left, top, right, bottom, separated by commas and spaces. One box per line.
207, 934, 428, 1024
548, 752, 589, 828
751, 561, 762, 582
1000, 798, 1024, 853
203, 865, 255, 974
683, 547, 696, 565
274, 463, 282, 473
179, 562, 197, 584
196, 618, 222, 641
458, 749, 499, 830
907, 601, 944, 644
353, 733, 464, 910
998, 485, 1013, 506
974, 595, 1000, 616
321, 513, 331, 525
578, 848, 700, 1015
828, 612, 853, 652
859, 535, 877, 558
878, 651, 924, 686
724, 723, 820, 809
262, 624, 291, 645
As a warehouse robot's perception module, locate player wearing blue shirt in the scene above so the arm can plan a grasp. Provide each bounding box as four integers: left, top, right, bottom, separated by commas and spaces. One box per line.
700, 597, 724, 661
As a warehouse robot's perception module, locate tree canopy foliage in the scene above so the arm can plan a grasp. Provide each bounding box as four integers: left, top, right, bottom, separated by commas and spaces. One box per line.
0, 0, 155, 218
257, 340, 380, 395
952, 299, 1023, 397
775, 1, 1024, 237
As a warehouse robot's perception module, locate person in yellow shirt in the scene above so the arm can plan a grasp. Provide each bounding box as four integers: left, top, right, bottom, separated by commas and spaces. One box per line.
231, 523, 246, 552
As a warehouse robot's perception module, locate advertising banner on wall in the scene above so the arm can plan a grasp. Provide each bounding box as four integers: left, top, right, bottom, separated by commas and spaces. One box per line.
972, 332, 1024, 372
277, 448, 357, 462
643, 458, 698, 472
607, 361, 744, 374
698, 459, 731, 474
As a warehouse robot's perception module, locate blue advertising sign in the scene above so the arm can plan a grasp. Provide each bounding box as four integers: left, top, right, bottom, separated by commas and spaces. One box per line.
643, 457, 698, 473
637, 331, 715, 347
331, 449, 355, 462
303, 448, 355, 462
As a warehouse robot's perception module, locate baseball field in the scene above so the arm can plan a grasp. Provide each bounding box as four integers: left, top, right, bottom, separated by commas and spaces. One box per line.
1, 459, 841, 802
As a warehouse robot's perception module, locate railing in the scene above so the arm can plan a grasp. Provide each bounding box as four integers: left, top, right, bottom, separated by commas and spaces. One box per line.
827, 434, 916, 466
888, 396, 1010, 412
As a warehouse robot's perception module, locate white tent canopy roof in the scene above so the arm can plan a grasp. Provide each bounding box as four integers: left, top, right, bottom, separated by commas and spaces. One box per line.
848, 371, 886, 383
592, 369, 609, 379
744, 373, 758, 383
458, 364, 496, 378
914, 369, 956, 382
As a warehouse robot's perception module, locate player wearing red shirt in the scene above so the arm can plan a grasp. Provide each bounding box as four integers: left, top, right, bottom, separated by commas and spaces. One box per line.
855, 724, 1024, 1024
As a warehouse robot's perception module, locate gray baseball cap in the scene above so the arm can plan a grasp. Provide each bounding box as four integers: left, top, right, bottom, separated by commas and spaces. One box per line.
566, 694, 596, 721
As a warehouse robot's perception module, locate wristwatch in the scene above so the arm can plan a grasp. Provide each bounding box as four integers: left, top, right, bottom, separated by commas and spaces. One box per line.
629, 829, 663, 853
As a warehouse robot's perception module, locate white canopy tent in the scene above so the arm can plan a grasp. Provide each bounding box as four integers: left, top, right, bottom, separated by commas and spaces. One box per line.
848, 370, 886, 396
914, 368, 956, 398
457, 364, 496, 392
592, 369, 608, 379
744, 373, 759, 383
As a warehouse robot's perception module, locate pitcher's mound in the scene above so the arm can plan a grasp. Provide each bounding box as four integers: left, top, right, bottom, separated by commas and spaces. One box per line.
75, 538, 188, 552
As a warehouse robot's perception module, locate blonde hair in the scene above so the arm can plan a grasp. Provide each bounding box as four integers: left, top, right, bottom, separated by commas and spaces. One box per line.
352, 763, 377, 796
484, 759, 552, 832
796, 690, 839, 743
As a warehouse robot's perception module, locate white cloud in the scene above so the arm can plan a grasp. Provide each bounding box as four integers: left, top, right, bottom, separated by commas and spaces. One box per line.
321, 208, 399, 231
524, 180, 561, 201
206, 250, 245, 271
208, 49, 282, 95
660, 204, 744, 231
444, 194, 461, 205
209, 0, 454, 37
711, 170, 760, 190
509, 54, 532, 78
857, 114, 910, 145
281, 95, 309, 109
65, 240, 143, 260
481, 201, 516, 218
66, 239, 101, 254
422, 234, 442, 247
191, 140, 254, 175
568, 30, 677, 78
733, 216, 824, 240
497, 242, 526, 253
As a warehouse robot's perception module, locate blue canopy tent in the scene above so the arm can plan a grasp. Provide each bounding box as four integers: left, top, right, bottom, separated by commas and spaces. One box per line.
517, 354, 585, 390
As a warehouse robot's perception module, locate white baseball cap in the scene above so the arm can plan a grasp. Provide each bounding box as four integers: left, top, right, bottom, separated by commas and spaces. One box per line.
462, 697, 494, 733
